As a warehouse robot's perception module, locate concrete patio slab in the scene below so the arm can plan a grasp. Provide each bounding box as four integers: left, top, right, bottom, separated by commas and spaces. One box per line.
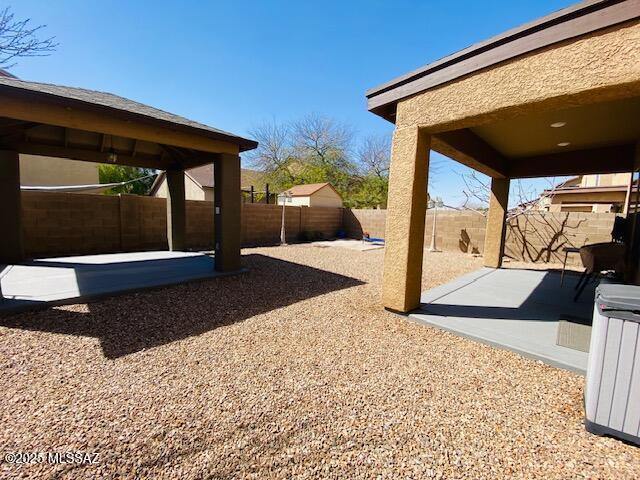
0, 251, 242, 313
410, 267, 597, 374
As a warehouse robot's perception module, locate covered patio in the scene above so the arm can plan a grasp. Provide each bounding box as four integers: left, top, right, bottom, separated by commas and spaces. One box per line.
412, 267, 596, 373
0, 76, 256, 307
367, 0, 640, 365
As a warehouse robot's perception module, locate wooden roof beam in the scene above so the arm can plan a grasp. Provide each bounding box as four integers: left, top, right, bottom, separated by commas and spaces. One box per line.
2, 141, 176, 170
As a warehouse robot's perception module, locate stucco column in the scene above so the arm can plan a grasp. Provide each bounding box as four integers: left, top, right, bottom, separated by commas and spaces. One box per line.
0, 150, 24, 264
483, 177, 510, 268
214, 153, 241, 272
166, 168, 186, 251
383, 126, 430, 312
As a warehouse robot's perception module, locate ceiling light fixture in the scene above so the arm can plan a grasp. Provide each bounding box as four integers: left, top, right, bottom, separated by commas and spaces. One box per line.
551, 122, 566, 128
558, 142, 570, 147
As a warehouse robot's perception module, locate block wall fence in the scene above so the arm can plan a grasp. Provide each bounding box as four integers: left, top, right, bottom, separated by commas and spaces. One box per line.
20, 192, 343, 258
343, 208, 616, 265
21, 192, 615, 265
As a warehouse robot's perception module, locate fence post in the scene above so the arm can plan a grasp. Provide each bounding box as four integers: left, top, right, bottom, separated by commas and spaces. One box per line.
265, 184, 270, 204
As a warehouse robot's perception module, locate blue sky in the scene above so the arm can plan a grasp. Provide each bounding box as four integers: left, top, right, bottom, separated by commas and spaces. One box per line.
8, 0, 574, 206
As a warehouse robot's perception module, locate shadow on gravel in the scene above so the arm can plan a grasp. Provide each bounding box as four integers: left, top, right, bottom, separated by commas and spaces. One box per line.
0, 254, 365, 358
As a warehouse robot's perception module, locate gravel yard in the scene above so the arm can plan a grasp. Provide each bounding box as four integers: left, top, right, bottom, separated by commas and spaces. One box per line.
1, 245, 638, 479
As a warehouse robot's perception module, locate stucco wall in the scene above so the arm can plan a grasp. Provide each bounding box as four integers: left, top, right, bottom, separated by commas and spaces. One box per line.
19, 154, 99, 187
395, 20, 640, 132
549, 190, 628, 212
279, 196, 311, 207
153, 175, 206, 201
309, 187, 343, 207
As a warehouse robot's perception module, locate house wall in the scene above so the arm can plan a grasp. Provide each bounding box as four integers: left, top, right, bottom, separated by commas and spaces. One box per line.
153, 175, 206, 201
279, 196, 311, 207
581, 173, 631, 187
19, 154, 99, 187
549, 190, 628, 213
309, 187, 343, 208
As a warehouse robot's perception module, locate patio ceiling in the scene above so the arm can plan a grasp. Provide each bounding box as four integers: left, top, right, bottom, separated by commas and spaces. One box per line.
431, 96, 640, 179
0, 76, 257, 170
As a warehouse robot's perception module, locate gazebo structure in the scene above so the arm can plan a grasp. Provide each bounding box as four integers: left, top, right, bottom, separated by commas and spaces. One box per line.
0, 76, 257, 274
367, 0, 640, 313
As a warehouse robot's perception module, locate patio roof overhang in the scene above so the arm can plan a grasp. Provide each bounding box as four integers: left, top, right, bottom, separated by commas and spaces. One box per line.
0, 76, 258, 170
367, 0, 640, 180
369, 0, 640, 313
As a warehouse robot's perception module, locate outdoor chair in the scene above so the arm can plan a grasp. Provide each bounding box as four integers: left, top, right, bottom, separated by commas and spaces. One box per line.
574, 242, 626, 301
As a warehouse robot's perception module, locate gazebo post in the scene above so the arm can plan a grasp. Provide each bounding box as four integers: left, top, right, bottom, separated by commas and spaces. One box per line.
483, 178, 510, 268
166, 168, 186, 251
0, 150, 24, 264
214, 154, 242, 272
383, 126, 430, 313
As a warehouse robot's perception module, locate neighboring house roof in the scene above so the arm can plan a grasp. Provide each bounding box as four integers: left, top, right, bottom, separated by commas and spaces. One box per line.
366, 0, 640, 122
0, 75, 257, 151
555, 176, 581, 188
282, 182, 341, 197
149, 165, 267, 194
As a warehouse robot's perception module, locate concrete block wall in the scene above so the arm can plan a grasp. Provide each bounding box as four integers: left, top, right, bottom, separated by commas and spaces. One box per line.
302, 207, 343, 239
21, 192, 344, 257
119, 194, 167, 252
424, 210, 486, 254
343, 209, 386, 239
505, 212, 616, 264
241, 204, 301, 246
20, 192, 616, 264
22, 191, 121, 257
186, 199, 215, 250
345, 208, 618, 265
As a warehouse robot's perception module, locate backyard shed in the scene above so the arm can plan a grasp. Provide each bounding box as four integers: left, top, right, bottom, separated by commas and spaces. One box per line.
367, 0, 640, 313
278, 183, 343, 207
0, 76, 257, 273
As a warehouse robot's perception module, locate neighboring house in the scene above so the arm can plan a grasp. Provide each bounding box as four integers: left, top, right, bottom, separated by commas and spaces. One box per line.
150, 164, 267, 201
540, 173, 633, 213
278, 183, 343, 208
20, 154, 100, 189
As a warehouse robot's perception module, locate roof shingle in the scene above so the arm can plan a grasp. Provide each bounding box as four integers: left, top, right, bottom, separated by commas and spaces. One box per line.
0, 76, 257, 151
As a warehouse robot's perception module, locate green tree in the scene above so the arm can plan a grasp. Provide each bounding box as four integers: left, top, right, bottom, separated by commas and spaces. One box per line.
291, 114, 356, 196
247, 116, 395, 208
347, 175, 389, 209
98, 164, 156, 195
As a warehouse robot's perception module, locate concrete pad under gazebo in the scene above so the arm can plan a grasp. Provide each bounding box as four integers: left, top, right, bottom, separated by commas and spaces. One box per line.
0, 76, 257, 304
367, 0, 640, 313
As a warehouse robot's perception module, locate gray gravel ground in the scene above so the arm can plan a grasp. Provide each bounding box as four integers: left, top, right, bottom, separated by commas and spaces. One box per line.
1, 245, 638, 479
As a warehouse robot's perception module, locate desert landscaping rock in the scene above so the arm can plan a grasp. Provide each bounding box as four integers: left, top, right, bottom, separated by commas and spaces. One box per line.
1, 245, 638, 479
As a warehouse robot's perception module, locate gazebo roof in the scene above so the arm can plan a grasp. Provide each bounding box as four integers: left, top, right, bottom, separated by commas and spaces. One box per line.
0, 75, 257, 152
